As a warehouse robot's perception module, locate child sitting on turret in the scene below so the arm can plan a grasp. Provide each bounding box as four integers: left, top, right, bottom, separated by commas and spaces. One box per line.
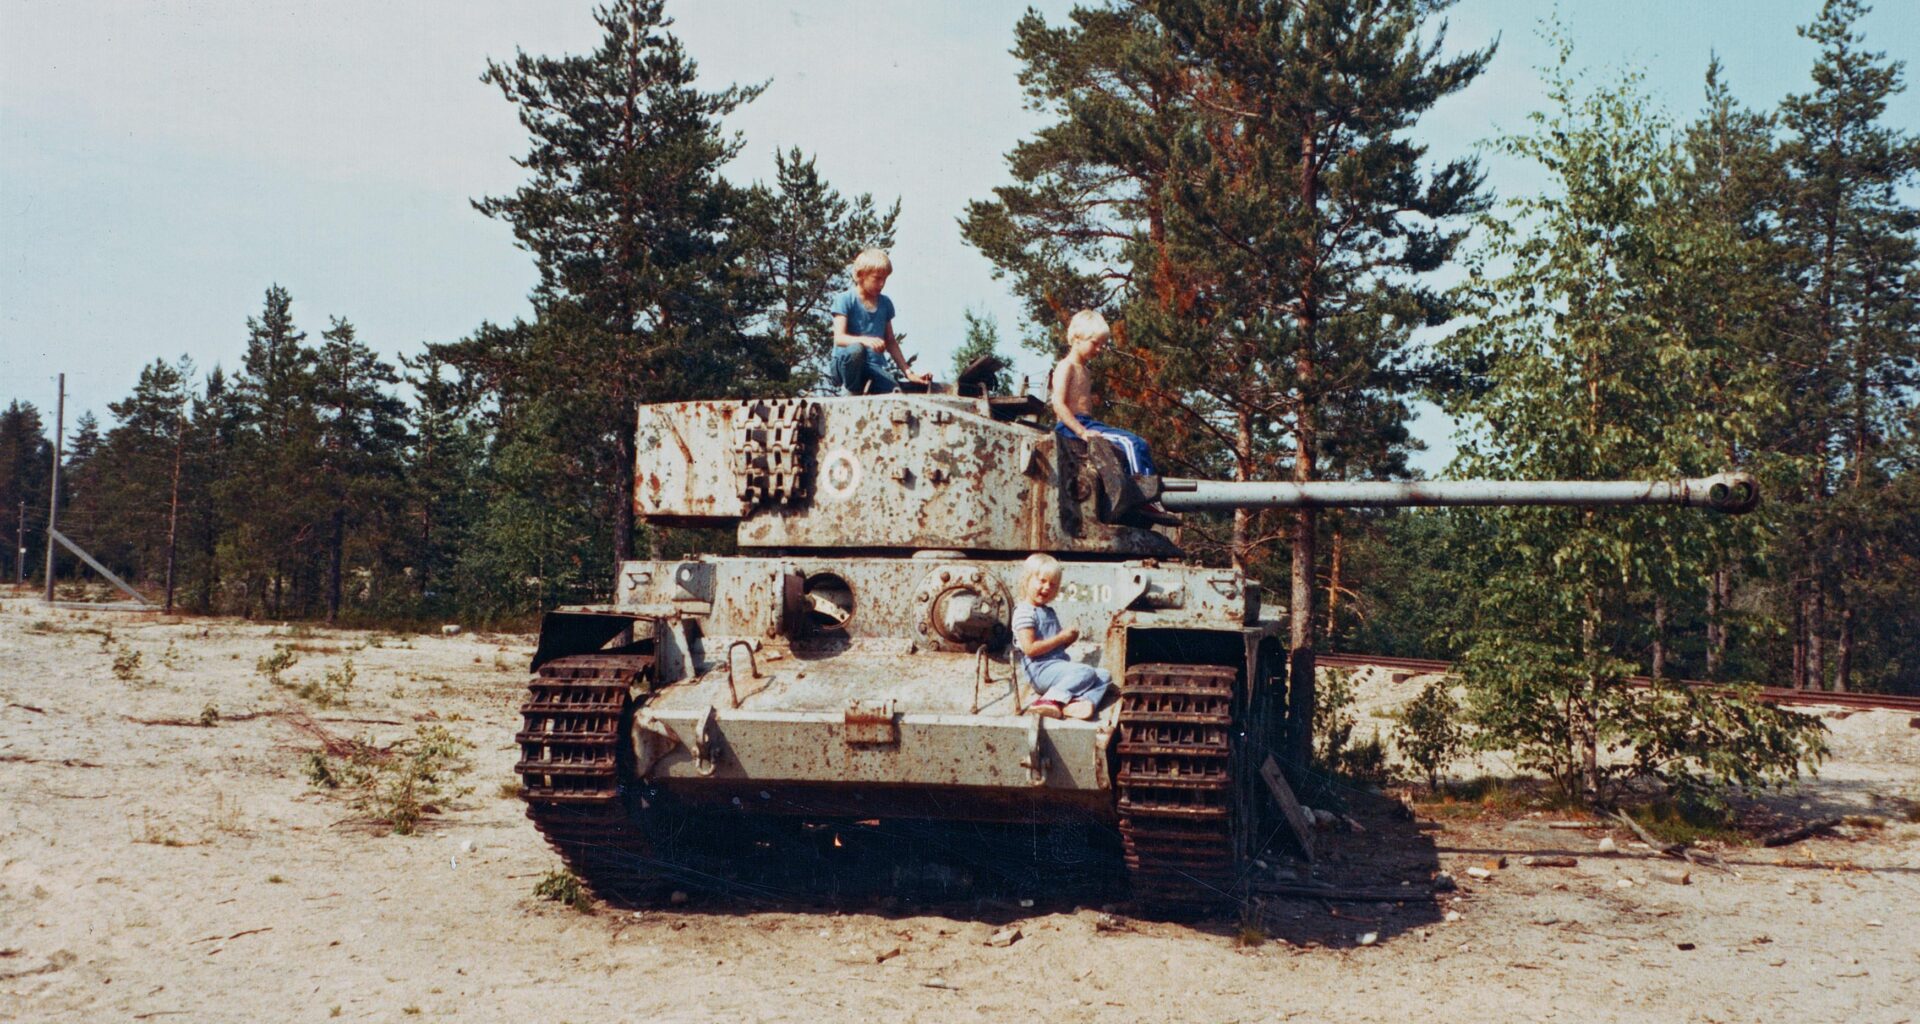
1050, 309, 1177, 524
1013, 553, 1110, 720
829, 249, 930, 394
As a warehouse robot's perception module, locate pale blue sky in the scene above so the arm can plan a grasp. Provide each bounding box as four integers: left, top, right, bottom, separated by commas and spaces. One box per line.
3, 1, 1915, 472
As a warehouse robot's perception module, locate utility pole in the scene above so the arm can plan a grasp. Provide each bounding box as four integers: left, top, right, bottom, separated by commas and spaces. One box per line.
163, 406, 184, 614
43, 373, 63, 603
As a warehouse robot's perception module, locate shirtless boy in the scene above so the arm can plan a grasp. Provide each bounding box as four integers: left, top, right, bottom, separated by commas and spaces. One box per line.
1050, 309, 1159, 478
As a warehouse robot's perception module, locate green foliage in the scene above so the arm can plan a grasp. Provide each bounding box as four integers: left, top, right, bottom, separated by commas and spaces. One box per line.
1311, 667, 1358, 769
533, 869, 593, 913
295, 659, 356, 709
302, 725, 475, 835
736, 148, 898, 392
0, 401, 52, 582
111, 645, 143, 681
256, 644, 298, 686
1394, 680, 1465, 793
1309, 667, 1385, 780
950, 310, 1012, 395
302, 752, 339, 789
1440, 42, 1835, 803
965, 0, 1490, 586
1624, 796, 1743, 848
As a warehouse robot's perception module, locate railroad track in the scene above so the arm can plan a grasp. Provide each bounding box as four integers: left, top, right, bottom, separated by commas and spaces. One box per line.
1315, 652, 1920, 713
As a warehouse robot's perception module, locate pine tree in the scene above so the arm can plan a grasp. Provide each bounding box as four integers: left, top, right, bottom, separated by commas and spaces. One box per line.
313, 317, 408, 621
950, 310, 1012, 395
400, 349, 489, 609
1772, 0, 1920, 692
737, 148, 899, 392
1440, 53, 1823, 804
966, 0, 1491, 772
0, 401, 52, 582
478, 0, 765, 568
225, 285, 322, 617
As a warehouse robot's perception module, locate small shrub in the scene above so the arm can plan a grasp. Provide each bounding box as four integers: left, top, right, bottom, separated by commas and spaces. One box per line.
1233, 924, 1268, 948
534, 869, 592, 912
198, 703, 221, 727
296, 659, 356, 709
111, 646, 143, 681
256, 644, 299, 686
1332, 730, 1390, 783
1312, 667, 1359, 770
1395, 681, 1466, 793
497, 780, 523, 800
1627, 797, 1742, 847
207, 792, 246, 835
161, 640, 186, 670
303, 752, 340, 789
302, 725, 474, 835
132, 814, 184, 847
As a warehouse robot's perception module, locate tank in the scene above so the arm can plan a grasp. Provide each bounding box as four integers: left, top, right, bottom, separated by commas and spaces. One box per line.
514, 386, 1758, 906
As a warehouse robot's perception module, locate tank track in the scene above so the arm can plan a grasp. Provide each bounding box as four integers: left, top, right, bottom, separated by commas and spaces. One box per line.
516, 651, 658, 903
1115, 663, 1243, 905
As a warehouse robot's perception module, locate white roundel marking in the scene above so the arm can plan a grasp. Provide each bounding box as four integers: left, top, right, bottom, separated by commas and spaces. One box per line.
819, 449, 862, 501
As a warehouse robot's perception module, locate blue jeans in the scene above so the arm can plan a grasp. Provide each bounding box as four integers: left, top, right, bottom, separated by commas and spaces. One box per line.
1056, 419, 1155, 476
831, 344, 898, 395
1025, 659, 1112, 705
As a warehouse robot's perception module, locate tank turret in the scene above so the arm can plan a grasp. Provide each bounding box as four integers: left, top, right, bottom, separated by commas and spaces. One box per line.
516, 392, 1757, 907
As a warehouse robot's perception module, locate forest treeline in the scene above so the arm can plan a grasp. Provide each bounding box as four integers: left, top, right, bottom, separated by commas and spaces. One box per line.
3, 0, 1915, 746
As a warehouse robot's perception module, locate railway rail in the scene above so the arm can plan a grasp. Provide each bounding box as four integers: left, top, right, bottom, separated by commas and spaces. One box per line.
1315, 651, 1920, 714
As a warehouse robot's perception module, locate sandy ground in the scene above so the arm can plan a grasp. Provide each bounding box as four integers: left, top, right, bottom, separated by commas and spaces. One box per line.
3, 593, 1917, 1024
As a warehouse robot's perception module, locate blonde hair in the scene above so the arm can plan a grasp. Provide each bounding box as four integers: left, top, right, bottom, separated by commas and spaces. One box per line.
1067, 309, 1109, 346
1020, 552, 1063, 595
851, 248, 893, 279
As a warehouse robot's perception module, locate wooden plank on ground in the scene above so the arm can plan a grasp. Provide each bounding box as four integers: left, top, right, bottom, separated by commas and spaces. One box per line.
1260, 755, 1314, 863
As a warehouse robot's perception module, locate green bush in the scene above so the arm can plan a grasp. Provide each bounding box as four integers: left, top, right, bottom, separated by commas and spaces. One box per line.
1395, 680, 1465, 793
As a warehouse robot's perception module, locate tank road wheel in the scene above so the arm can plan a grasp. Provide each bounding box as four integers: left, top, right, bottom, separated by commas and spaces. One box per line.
516, 651, 661, 904
1115, 663, 1245, 908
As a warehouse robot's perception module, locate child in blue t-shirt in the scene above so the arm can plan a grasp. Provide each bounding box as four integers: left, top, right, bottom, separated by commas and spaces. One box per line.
829, 249, 929, 394
1012, 553, 1111, 720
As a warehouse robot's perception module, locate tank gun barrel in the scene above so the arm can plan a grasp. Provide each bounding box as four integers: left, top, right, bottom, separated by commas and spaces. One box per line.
1155, 472, 1759, 514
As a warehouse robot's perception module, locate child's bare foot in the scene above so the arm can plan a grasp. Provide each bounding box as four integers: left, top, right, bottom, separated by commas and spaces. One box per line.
1063, 699, 1096, 720
1028, 699, 1064, 719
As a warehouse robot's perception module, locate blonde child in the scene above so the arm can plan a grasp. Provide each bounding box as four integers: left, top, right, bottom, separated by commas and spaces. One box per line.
1050, 309, 1156, 477
829, 249, 929, 394
1012, 553, 1111, 720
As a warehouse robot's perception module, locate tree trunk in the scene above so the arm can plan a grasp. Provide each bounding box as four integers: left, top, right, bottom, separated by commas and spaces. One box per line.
1284, 118, 1321, 778
612, 406, 636, 572
1324, 522, 1343, 647
1231, 408, 1254, 573
163, 419, 183, 615
326, 504, 344, 624
1651, 593, 1668, 680
1807, 584, 1826, 692
1834, 604, 1852, 693
1791, 576, 1807, 689
1705, 565, 1728, 680
1579, 598, 1600, 803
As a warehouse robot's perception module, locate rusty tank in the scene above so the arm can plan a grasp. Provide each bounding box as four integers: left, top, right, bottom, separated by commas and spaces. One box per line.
514, 383, 1759, 906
